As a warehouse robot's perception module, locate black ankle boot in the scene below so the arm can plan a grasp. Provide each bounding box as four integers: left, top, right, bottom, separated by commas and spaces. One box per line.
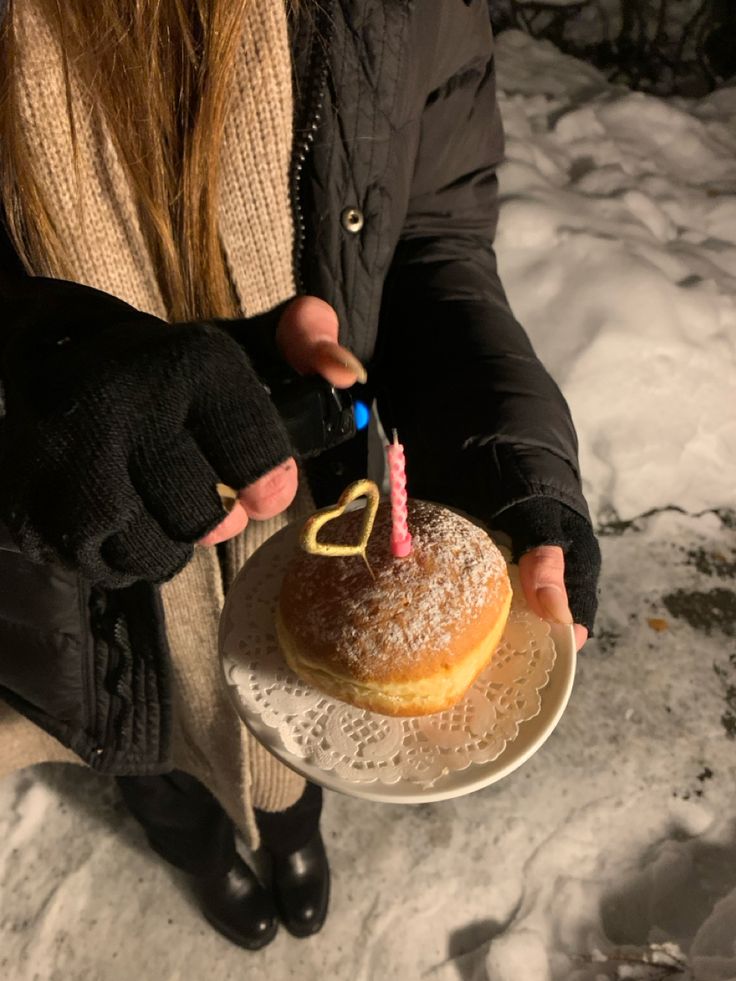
270, 831, 330, 938
190, 855, 278, 950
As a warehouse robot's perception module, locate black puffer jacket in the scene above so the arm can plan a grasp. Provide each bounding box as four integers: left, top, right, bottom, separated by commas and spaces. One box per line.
0, 0, 595, 775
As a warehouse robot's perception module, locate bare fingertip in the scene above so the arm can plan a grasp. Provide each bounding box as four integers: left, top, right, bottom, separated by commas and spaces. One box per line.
198, 501, 249, 545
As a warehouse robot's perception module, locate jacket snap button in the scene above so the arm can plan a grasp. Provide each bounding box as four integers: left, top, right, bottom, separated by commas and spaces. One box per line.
341, 207, 364, 234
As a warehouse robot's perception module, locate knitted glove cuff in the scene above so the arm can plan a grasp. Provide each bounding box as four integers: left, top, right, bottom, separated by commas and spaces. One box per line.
492, 497, 601, 634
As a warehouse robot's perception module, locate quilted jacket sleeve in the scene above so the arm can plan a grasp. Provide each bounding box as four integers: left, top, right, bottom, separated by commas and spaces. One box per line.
375, 6, 591, 528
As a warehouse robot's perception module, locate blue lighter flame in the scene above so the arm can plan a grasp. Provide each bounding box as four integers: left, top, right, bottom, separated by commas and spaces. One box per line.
353, 400, 371, 431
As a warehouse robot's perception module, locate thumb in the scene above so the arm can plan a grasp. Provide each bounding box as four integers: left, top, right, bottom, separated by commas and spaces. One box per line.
276, 295, 367, 388
199, 460, 298, 546
518, 545, 589, 651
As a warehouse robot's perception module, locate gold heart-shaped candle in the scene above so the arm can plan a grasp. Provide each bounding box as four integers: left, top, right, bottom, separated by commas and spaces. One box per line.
300, 479, 380, 558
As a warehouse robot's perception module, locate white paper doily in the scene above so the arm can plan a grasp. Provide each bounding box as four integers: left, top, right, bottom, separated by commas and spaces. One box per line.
220, 516, 576, 803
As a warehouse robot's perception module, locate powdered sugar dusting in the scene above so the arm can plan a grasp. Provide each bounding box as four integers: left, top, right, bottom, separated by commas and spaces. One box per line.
280, 500, 509, 683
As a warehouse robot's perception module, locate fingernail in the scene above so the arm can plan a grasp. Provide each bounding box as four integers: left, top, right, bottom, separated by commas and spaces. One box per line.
217, 482, 237, 513
324, 345, 368, 384
536, 585, 574, 625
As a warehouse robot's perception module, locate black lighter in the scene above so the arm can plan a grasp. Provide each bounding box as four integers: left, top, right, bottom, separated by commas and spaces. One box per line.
264, 373, 370, 460
222, 311, 370, 460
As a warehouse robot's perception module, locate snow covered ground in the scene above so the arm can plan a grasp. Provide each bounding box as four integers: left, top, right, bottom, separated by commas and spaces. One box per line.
1, 30, 735, 981
495, 31, 736, 524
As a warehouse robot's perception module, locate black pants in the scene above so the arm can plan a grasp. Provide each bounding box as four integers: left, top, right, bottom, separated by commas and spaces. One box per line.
116, 771, 323, 877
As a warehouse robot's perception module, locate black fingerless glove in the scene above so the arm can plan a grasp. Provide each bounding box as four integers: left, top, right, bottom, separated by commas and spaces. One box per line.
0, 278, 292, 587
493, 497, 601, 633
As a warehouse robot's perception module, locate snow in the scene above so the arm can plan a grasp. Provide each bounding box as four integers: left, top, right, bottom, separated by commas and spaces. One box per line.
424, 508, 736, 981
495, 31, 736, 522
497, 0, 726, 95
478, 801, 736, 981
1, 29, 735, 981
453, 32, 736, 979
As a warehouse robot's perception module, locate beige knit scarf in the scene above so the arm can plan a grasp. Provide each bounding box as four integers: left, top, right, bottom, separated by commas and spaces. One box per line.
0, 0, 309, 848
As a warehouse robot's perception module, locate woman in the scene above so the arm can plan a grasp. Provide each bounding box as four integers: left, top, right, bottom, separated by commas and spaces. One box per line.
0, 0, 600, 952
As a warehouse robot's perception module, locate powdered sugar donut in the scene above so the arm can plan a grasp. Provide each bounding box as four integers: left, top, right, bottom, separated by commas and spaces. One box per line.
276, 499, 512, 717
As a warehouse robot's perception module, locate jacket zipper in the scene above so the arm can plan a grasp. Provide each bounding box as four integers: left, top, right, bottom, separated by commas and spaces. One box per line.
111, 613, 134, 746
83, 584, 102, 741
292, 68, 327, 294
291, 2, 333, 294
102, 605, 131, 755
87, 588, 120, 758
99, 610, 118, 754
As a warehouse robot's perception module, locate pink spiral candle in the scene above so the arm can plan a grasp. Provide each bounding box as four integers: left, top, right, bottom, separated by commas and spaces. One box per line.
387, 431, 412, 558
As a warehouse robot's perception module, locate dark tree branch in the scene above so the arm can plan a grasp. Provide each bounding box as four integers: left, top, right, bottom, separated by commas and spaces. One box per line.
489, 0, 729, 95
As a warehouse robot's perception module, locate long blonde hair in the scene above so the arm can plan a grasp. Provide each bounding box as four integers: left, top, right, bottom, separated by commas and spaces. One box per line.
0, 0, 257, 320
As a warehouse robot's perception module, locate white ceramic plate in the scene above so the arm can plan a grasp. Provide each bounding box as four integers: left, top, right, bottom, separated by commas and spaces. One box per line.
220, 523, 576, 805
